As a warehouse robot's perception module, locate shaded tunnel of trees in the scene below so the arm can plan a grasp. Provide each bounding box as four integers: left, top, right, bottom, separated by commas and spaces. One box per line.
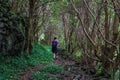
0, 0, 120, 79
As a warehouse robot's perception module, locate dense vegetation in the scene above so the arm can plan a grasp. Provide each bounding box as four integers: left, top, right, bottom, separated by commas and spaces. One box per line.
0, 0, 120, 80
0, 43, 57, 80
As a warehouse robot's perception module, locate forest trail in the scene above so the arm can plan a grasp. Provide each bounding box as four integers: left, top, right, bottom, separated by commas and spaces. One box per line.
20, 63, 48, 80
20, 54, 94, 80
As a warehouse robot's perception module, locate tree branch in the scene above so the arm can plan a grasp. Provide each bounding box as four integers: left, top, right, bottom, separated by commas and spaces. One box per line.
69, 0, 96, 47
83, 0, 116, 47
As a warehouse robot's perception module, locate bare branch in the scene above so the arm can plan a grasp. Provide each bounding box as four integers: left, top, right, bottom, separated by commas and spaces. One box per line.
69, 0, 96, 47
83, 0, 117, 47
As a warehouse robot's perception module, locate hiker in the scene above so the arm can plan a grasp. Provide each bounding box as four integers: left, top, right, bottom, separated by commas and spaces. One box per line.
52, 37, 58, 59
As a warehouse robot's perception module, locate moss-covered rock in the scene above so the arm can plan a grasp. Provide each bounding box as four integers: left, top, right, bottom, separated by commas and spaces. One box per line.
0, 0, 24, 55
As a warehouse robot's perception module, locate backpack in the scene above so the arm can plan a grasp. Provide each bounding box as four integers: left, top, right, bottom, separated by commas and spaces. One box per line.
52, 41, 57, 47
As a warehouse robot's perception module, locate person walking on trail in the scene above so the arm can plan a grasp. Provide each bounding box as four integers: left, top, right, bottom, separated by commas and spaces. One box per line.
52, 37, 58, 59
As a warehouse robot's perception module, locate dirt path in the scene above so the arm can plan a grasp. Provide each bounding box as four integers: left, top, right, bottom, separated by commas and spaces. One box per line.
20, 63, 48, 80
53, 56, 94, 80
20, 55, 94, 80
19, 56, 74, 80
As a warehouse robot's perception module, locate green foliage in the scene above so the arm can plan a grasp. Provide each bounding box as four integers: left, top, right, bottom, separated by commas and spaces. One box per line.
0, 55, 28, 80
0, 0, 25, 55
32, 72, 51, 80
110, 69, 120, 80
96, 62, 102, 75
74, 50, 82, 58
31, 43, 53, 64
32, 64, 63, 80
118, 23, 120, 31
39, 64, 63, 74
115, 69, 120, 80
0, 0, 11, 13
0, 43, 53, 80
32, 71, 58, 80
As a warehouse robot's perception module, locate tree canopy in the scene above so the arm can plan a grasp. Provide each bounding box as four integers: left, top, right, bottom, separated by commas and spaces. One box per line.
0, 0, 120, 80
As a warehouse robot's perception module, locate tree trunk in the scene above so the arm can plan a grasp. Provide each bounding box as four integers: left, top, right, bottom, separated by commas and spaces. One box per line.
62, 14, 68, 48
102, 0, 110, 72
25, 0, 34, 53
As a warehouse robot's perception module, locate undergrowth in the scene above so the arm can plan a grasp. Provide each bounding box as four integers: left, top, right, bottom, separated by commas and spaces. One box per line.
32, 64, 63, 80
0, 43, 53, 80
